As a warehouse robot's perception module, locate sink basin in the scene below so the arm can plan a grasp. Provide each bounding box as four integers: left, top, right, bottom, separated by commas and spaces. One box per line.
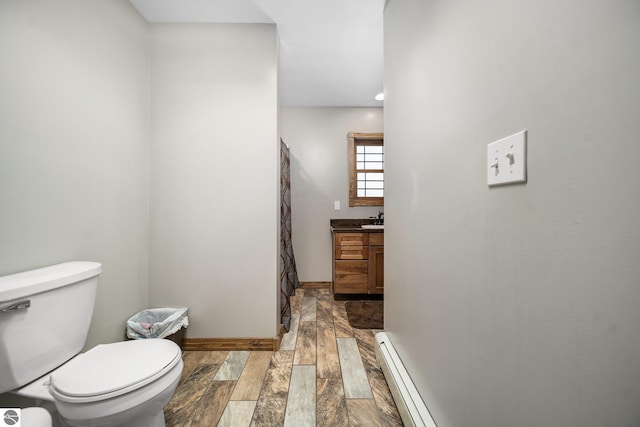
361, 224, 384, 229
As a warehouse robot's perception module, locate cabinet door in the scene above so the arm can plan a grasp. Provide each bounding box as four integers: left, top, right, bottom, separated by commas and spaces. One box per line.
368, 246, 384, 294
334, 260, 369, 293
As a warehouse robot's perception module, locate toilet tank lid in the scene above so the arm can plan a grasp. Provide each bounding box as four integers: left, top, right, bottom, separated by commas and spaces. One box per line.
0, 261, 102, 303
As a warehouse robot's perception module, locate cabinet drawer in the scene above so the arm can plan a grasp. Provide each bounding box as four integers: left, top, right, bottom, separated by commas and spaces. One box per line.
369, 232, 384, 246
335, 246, 368, 260
334, 233, 369, 246
334, 260, 368, 293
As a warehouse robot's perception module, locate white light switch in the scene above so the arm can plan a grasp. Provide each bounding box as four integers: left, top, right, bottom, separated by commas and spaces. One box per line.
334, 201, 341, 210
487, 130, 527, 186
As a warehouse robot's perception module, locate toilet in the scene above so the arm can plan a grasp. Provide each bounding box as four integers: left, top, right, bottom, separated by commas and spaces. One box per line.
0, 262, 183, 427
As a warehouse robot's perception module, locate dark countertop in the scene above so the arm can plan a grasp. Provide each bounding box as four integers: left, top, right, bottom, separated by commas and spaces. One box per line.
330, 218, 384, 233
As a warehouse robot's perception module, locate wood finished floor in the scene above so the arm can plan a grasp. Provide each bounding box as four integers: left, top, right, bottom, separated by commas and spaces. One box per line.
164, 287, 403, 426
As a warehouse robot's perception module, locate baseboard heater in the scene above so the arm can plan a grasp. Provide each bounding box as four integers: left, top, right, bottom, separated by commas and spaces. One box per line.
375, 332, 437, 427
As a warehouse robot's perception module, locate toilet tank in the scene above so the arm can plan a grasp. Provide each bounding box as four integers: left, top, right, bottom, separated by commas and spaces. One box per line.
0, 261, 102, 394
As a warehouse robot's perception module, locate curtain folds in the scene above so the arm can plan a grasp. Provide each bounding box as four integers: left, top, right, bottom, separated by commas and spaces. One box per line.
280, 139, 300, 332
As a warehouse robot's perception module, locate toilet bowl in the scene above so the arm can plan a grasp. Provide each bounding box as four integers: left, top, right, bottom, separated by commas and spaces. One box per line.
0, 262, 184, 426
49, 339, 182, 427
15, 339, 183, 427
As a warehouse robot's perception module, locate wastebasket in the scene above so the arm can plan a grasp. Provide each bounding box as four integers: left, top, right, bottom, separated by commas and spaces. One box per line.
126, 308, 188, 349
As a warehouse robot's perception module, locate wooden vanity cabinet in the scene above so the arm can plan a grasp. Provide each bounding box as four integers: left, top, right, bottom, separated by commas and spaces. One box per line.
333, 231, 383, 294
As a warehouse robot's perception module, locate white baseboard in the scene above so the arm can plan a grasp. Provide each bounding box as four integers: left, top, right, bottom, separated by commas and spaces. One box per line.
375, 332, 437, 427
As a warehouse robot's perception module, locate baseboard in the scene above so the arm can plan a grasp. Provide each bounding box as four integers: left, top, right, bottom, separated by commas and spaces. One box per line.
275, 323, 285, 350
375, 332, 437, 427
183, 336, 280, 352
183, 324, 285, 352
299, 281, 331, 289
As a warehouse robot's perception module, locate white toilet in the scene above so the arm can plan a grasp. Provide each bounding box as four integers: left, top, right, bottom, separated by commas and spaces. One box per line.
0, 262, 184, 427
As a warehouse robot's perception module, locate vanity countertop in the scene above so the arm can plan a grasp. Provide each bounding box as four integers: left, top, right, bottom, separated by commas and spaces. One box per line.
330, 219, 384, 233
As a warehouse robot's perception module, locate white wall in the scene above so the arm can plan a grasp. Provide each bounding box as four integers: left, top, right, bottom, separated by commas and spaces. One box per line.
0, 0, 149, 348
384, 1, 640, 426
280, 107, 383, 281
148, 24, 280, 338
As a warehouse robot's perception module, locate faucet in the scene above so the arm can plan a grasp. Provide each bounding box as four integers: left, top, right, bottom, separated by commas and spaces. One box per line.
369, 211, 384, 225
377, 210, 384, 225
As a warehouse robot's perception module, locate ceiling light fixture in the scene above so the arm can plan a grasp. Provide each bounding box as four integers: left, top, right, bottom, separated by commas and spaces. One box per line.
375, 92, 384, 101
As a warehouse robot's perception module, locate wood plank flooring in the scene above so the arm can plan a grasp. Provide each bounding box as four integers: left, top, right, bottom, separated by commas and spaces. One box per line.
164, 288, 403, 426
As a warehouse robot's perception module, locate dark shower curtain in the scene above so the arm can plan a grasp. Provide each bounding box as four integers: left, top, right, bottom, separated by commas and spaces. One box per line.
280, 139, 300, 332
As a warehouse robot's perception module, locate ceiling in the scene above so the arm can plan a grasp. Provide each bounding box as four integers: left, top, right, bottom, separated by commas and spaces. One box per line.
128, 0, 384, 107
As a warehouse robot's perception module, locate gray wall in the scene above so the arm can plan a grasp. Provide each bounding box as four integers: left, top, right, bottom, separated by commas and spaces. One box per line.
0, 6, 280, 343
0, 0, 150, 348
384, 0, 640, 426
280, 107, 383, 281
148, 24, 280, 338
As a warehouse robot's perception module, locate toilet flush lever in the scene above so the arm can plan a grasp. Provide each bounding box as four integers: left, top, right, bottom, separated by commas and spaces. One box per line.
1, 299, 31, 313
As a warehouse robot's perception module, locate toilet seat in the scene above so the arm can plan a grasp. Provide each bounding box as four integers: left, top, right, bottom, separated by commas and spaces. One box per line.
48, 339, 181, 403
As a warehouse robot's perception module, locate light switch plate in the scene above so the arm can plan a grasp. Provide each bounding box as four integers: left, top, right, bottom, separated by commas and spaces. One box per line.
487, 130, 527, 186
334, 200, 341, 210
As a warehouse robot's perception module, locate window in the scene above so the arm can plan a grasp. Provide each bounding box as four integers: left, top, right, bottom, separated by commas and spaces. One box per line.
348, 132, 384, 207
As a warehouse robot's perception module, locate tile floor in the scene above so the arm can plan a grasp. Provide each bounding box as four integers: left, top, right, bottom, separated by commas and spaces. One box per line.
163, 287, 403, 426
